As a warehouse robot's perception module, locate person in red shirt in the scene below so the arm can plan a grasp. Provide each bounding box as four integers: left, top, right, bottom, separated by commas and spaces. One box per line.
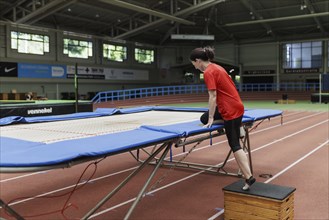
190, 46, 255, 190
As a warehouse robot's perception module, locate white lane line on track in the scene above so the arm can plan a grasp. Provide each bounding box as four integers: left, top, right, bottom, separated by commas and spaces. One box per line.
251, 119, 328, 153
3, 167, 137, 206
0, 110, 322, 183
207, 208, 225, 220
0, 171, 47, 183
264, 140, 329, 184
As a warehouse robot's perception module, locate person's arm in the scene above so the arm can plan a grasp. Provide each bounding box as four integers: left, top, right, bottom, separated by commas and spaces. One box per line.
204, 89, 217, 128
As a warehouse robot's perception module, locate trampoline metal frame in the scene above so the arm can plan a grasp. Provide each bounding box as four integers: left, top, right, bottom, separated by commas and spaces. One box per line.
83, 122, 257, 219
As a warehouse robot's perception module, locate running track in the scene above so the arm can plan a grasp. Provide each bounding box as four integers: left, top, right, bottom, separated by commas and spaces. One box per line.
0, 110, 328, 220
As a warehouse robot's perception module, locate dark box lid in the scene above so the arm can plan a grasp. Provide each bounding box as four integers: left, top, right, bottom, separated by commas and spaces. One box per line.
223, 180, 296, 201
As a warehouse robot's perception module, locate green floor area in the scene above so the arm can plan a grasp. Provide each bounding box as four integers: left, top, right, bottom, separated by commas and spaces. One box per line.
0, 100, 90, 106
166, 101, 329, 112
1, 99, 327, 112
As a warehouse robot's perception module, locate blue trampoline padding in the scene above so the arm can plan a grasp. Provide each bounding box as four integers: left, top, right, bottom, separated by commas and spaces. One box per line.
24, 112, 109, 123
140, 112, 276, 137
0, 127, 181, 167
142, 120, 222, 136
140, 109, 282, 136
0, 116, 26, 126
0, 106, 206, 126
244, 109, 282, 120
0, 108, 282, 168
153, 106, 208, 112
0, 137, 45, 154
0, 106, 283, 126
0, 112, 110, 125
94, 106, 155, 115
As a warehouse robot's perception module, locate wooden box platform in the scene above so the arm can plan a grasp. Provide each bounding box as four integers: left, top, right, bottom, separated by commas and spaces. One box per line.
223, 180, 296, 220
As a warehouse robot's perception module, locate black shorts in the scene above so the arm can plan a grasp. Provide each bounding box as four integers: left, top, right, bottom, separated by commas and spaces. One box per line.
200, 107, 242, 152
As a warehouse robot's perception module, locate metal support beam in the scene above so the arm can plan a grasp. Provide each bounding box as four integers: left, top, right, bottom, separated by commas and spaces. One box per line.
114, 0, 226, 40
160, 23, 179, 45
26, 0, 78, 25
0, 0, 28, 17
97, 0, 195, 25
239, 0, 276, 38
16, 0, 64, 23
15, 0, 77, 24
225, 11, 329, 26
304, 0, 327, 35
0, 199, 24, 220
203, 6, 215, 35
81, 142, 172, 220
212, 21, 235, 41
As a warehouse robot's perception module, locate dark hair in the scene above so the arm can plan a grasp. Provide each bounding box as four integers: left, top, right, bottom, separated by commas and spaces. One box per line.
189, 46, 215, 61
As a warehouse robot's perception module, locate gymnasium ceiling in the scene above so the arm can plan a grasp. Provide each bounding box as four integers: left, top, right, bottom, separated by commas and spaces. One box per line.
0, 0, 328, 46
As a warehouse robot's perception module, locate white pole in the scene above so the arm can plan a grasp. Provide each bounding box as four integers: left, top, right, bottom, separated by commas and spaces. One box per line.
319, 73, 322, 104
56, 83, 59, 100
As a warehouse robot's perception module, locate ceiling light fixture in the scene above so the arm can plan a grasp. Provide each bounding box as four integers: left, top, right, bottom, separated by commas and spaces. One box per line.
300, 5, 306, 10
171, 34, 215, 40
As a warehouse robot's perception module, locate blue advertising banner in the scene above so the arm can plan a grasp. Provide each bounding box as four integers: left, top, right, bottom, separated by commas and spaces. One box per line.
18, 63, 66, 78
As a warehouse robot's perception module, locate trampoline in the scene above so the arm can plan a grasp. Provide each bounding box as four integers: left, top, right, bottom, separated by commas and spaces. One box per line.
0, 106, 282, 219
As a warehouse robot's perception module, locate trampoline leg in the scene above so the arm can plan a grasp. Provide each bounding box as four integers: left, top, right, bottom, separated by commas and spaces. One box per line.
0, 199, 25, 220
124, 143, 171, 220
219, 149, 232, 170
82, 142, 170, 220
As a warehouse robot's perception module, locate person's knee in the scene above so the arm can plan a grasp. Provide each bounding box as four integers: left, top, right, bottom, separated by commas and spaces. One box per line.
200, 112, 208, 125
231, 145, 242, 153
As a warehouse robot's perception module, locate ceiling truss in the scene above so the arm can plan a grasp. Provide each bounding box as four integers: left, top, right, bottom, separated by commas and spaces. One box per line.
0, 0, 328, 45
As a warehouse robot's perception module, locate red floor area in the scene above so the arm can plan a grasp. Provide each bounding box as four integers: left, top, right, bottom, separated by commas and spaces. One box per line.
1, 110, 328, 220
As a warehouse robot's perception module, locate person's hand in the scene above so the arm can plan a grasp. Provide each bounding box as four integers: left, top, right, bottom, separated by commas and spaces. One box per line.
203, 118, 214, 128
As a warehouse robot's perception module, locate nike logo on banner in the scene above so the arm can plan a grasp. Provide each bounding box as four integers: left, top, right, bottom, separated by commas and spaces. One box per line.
4, 67, 16, 73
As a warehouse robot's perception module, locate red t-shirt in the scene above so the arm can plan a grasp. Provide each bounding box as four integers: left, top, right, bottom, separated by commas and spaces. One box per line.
204, 63, 244, 120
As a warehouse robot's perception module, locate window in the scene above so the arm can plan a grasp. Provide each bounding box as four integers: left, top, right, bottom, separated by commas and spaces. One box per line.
134, 48, 154, 64
63, 38, 93, 59
11, 31, 49, 55
200, 73, 204, 80
235, 75, 241, 84
282, 41, 322, 69
103, 44, 127, 62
